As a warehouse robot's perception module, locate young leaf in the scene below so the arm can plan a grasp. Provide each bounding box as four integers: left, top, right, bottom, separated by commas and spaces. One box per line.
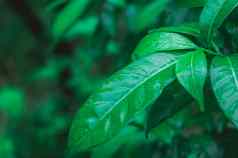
132, 32, 197, 60
149, 23, 201, 37
134, 0, 169, 32
200, 0, 238, 43
211, 55, 238, 128
52, 0, 91, 40
68, 53, 178, 153
176, 49, 207, 111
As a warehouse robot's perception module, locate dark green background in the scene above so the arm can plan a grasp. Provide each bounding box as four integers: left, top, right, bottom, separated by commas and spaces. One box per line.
1, 0, 238, 158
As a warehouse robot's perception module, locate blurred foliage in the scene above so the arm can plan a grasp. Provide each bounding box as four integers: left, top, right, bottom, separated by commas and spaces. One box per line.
0, 0, 238, 158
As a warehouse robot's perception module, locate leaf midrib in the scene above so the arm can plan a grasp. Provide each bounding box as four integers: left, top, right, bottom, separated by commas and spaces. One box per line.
100, 59, 177, 120
190, 53, 196, 95
226, 57, 238, 91
206, 0, 238, 41
206, 0, 226, 41
74, 56, 178, 150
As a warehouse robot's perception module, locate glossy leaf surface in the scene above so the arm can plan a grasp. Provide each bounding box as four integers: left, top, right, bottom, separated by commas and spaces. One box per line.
69, 53, 178, 153
133, 32, 197, 59
52, 0, 91, 40
176, 49, 207, 111
211, 55, 238, 128
200, 0, 238, 42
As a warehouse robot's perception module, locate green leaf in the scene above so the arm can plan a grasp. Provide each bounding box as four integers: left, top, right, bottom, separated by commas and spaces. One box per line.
52, 0, 91, 40
46, 0, 67, 12
0, 136, 15, 158
64, 16, 99, 40
146, 81, 192, 135
68, 53, 178, 153
149, 106, 193, 144
92, 126, 146, 158
150, 123, 176, 144
132, 32, 197, 60
200, 0, 238, 43
149, 23, 201, 37
31, 58, 68, 81
176, 49, 207, 111
134, 0, 169, 32
0, 87, 25, 119
210, 55, 238, 128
